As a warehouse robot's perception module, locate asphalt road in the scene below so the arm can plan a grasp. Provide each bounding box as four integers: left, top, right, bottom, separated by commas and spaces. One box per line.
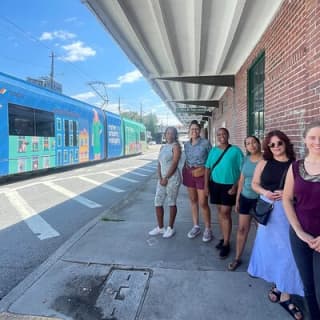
0, 146, 160, 300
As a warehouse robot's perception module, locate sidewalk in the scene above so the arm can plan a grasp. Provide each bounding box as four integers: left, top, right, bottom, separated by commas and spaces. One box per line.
0, 171, 304, 320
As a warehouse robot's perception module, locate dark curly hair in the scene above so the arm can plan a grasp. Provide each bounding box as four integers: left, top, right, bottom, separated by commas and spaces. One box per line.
262, 130, 295, 161
189, 120, 201, 130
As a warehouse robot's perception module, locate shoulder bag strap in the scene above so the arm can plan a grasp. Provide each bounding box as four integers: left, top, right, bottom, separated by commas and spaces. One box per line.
211, 144, 231, 172
278, 165, 290, 190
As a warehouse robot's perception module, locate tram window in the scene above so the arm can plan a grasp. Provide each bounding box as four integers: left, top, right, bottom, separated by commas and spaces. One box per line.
9, 104, 34, 136
73, 121, 78, 146
35, 109, 54, 137
64, 120, 69, 146
140, 131, 146, 141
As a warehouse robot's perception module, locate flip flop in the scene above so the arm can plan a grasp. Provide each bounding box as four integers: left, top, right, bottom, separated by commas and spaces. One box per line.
280, 299, 303, 320
227, 259, 242, 271
268, 286, 281, 303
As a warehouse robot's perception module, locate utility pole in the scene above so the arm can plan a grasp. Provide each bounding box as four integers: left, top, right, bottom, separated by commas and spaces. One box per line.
118, 96, 121, 114
49, 51, 55, 89
140, 102, 143, 122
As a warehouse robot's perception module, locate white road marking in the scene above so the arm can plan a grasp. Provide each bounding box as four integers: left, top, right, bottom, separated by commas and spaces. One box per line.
5, 190, 60, 240
78, 176, 124, 192
135, 167, 155, 173
43, 181, 101, 208
102, 171, 139, 183
120, 169, 147, 177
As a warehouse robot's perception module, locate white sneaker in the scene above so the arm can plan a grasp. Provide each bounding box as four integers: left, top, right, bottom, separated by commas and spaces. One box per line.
187, 225, 201, 239
148, 226, 164, 236
202, 228, 213, 242
163, 226, 175, 238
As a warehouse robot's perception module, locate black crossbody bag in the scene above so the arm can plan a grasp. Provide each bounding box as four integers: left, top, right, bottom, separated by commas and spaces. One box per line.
253, 166, 289, 225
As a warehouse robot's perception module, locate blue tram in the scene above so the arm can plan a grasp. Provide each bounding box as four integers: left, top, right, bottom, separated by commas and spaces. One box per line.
0, 72, 146, 177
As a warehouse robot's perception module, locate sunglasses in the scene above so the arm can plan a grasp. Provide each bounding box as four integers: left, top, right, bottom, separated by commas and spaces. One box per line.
268, 141, 284, 148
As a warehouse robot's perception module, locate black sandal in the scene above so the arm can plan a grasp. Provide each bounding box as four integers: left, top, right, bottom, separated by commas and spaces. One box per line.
268, 286, 281, 303
280, 299, 303, 320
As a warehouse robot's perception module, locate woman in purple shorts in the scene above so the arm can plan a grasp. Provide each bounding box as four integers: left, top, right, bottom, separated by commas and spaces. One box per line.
183, 120, 212, 242
283, 122, 320, 320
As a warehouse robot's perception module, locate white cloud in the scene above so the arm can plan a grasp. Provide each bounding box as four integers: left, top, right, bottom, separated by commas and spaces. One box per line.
65, 17, 78, 23
107, 69, 142, 88
71, 91, 95, 101
60, 41, 96, 62
107, 83, 121, 89
118, 70, 142, 84
39, 30, 76, 41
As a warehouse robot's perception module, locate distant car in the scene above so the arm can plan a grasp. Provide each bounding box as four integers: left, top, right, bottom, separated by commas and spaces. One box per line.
148, 140, 156, 145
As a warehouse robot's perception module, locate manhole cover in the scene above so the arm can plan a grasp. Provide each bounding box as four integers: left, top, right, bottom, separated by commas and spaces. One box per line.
96, 268, 151, 320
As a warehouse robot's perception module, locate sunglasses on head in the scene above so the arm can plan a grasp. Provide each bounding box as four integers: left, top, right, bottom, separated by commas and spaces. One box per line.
268, 141, 284, 148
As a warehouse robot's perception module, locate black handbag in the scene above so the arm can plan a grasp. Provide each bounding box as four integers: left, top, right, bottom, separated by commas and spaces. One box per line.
254, 198, 274, 225
253, 166, 289, 225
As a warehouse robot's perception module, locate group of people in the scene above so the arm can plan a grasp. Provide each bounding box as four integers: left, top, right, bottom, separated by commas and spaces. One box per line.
148, 120, 320, 320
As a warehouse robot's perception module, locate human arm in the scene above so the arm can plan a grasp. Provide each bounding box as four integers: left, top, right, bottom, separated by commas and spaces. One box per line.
228, 148, 243, 195
235, 173, 244, 213
204, 167, 211, 197
282, 165, 315, 244
161, 143, 181, 186
251, 160, 277, 201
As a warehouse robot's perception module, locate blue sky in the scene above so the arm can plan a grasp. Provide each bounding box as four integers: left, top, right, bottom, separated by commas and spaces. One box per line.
0, 0, 181, 126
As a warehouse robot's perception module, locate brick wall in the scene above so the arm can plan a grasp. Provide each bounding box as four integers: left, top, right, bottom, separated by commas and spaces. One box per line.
211, 0, 320, 157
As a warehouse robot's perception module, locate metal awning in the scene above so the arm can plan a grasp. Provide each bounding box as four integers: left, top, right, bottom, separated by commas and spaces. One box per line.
82, 0, 284, 125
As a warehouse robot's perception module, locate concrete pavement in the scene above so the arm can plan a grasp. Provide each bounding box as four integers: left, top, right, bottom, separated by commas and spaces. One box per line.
0, 169, 306, 319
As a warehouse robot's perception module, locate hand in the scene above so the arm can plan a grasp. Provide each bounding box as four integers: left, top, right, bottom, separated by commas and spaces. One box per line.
235, 201, 240, 213
296, 229, 314, 244
160, 177, 168, 186
204, 186, 210, 197
228, 186, 237, 195
273, 190, 283, 201
309, 236, 320, 252
263, 190, 277, 201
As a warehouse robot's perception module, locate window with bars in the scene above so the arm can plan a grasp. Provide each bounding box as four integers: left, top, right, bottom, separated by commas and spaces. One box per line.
248, 53, 265, 140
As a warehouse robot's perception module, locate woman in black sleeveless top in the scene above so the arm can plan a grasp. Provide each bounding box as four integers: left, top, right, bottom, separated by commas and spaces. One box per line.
249, 130, 304, 320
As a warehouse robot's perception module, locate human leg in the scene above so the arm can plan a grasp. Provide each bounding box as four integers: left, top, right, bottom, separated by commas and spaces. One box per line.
290, 228, 320, 319
150, 183, 166, 235
217, 205, 232, 258
187, 187, 199, 226
217, 205, 232, 245
235, 214, 252, 259
197, 189, 211, 228
228, 214, 251, 270
168, 205, 177, 228
187, 187, 201, 238
156, 206, 164, 228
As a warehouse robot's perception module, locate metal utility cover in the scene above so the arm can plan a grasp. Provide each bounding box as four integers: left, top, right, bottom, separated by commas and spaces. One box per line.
96, 268, 150, 320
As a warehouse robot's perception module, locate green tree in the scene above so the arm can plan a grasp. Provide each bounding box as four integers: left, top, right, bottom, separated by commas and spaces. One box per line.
142, 113, 158, 138
120, 111, 141, 122
121, 111, 158, 139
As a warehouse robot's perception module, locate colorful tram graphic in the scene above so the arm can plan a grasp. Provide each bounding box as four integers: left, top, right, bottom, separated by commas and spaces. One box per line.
0, 72, 147, 177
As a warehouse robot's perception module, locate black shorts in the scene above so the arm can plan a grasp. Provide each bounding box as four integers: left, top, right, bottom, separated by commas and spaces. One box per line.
238, 193, 257, 215
209, 181, 236, 206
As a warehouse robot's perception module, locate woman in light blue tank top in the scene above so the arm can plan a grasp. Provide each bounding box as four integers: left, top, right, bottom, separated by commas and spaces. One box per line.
227, 136, 262, 271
